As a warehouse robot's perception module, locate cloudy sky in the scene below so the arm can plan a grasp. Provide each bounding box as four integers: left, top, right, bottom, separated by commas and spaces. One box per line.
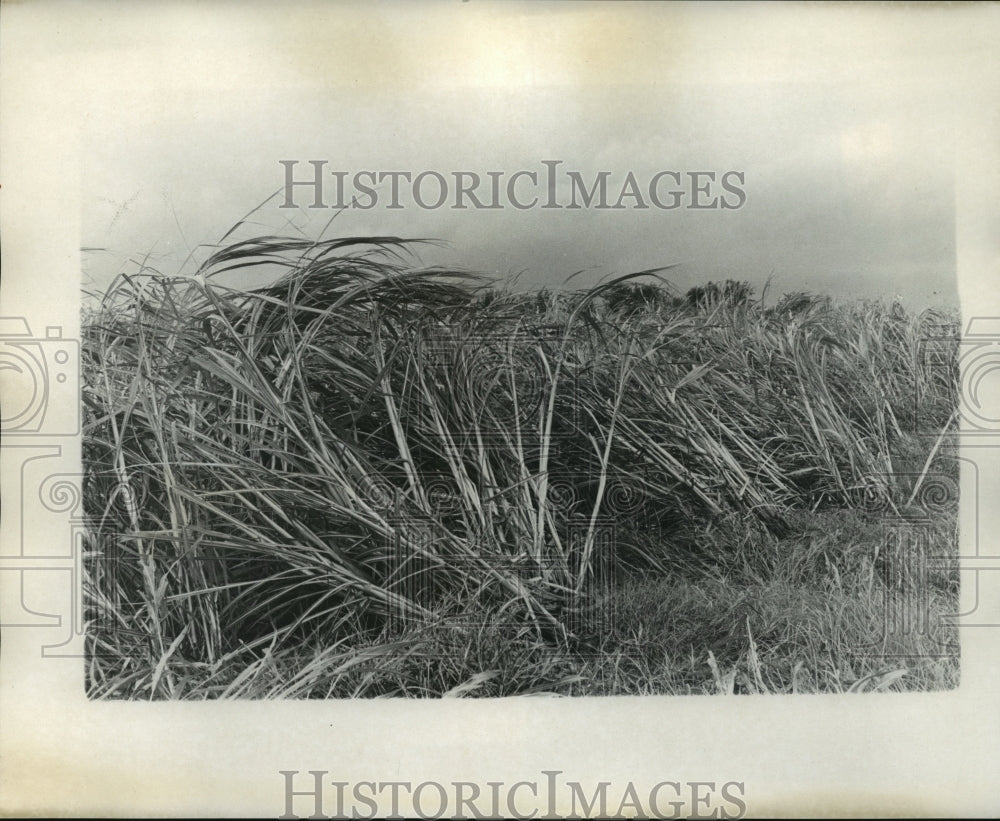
75, 2, 993, 309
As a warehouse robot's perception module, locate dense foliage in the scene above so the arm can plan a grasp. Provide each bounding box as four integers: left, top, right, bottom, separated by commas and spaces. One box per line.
82, 238, 960, 697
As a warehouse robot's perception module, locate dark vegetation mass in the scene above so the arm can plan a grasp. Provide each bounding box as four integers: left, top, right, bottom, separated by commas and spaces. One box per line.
82, 237, 960, 697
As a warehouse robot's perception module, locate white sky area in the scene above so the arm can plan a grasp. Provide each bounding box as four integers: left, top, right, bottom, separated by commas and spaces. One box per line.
75, 3, 982, 309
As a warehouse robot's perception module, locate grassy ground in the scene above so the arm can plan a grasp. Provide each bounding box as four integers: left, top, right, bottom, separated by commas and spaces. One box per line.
81, 237, 960, 698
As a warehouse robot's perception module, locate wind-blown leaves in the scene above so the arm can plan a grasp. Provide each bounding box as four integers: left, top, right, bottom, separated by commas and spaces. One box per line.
82, 235, 959, 698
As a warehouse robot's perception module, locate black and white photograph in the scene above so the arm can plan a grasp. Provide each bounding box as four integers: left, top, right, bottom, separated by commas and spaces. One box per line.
2, 1, 999, 816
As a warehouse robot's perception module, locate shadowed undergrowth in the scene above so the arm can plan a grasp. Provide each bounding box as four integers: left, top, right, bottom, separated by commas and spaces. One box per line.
82, 236, 960, 698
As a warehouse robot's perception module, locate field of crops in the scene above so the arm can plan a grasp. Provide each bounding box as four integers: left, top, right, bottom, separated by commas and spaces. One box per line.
82, 237, 960, 697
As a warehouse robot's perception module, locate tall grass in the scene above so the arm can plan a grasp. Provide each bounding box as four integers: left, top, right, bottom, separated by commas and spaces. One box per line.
82, 238, 960, 698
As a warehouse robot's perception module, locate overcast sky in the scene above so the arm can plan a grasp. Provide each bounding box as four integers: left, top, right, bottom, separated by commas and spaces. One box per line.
76, 3, 985, 310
